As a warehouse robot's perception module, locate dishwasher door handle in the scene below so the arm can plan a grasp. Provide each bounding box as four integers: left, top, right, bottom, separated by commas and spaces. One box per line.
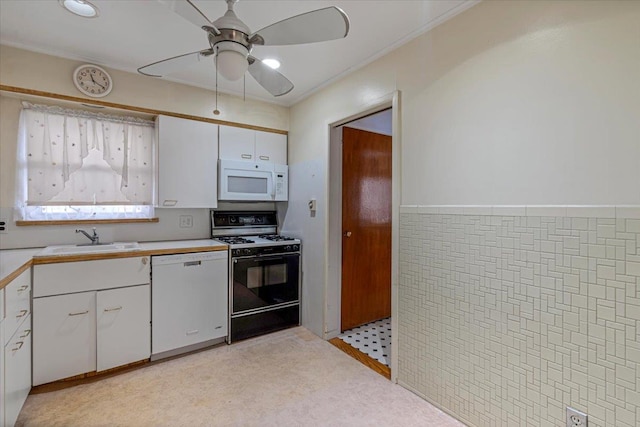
183, 261, 202, 267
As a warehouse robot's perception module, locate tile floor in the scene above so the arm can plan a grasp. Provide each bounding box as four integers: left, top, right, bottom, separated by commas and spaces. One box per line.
338, 318, 391, 366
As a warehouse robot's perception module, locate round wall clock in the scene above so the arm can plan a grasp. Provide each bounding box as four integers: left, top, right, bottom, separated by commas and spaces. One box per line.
72, 64, 113, 98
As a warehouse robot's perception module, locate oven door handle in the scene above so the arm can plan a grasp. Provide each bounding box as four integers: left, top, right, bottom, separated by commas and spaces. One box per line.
250, 254, 299, 262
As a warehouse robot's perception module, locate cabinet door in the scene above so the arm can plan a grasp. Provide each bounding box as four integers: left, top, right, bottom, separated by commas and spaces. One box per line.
219, 126, 255, 161
96, 285, 150, 372
33, 293, 96, 386
4, 315, 31, 427
255, 131, 287, 164
157, 115, 218, 208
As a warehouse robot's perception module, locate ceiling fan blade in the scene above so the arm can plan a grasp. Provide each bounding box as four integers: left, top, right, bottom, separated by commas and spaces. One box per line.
138, 49, 214, 77
250, 7, 349, 46
157, 0, 220, 35
248, 56, 294, 97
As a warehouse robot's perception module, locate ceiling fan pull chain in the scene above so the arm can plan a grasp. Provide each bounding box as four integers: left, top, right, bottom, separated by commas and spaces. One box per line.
214, 46, 220, 115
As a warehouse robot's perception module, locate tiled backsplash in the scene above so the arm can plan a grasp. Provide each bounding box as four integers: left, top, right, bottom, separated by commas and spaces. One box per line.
398, 211, 639, 427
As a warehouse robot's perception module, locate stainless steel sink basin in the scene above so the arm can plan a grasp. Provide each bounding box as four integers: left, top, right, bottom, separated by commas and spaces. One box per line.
37, 242, 141, 256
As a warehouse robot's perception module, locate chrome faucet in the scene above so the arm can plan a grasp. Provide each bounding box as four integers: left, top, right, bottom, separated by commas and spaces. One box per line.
76, 227, 100, 245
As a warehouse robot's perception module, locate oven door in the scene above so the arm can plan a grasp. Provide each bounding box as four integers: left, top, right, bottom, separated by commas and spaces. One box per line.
231, 253, 299, 314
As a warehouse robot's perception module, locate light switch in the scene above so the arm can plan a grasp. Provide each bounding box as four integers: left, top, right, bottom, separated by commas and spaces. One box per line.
308, 199, 317, 211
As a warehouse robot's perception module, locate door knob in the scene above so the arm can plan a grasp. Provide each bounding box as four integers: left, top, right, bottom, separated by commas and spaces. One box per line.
344, 231, 352, 237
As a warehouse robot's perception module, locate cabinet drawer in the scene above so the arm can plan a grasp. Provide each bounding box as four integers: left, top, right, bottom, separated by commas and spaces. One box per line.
4, 269, 31, 344
4, 314, 32, 427
33, 257, 150, 297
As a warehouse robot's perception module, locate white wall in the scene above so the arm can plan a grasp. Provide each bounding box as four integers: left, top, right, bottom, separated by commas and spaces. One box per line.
285, 0, 640, 337
0, 46, 289, 249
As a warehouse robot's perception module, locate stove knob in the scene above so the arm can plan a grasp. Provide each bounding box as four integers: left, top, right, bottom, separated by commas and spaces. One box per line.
293, 245, 300, 251
232, 249, 239, 257
243, 248, 252, 255
284, 245, 291, 252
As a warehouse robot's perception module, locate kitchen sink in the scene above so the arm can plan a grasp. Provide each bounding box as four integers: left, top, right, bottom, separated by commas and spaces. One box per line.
36, 242, 141, 256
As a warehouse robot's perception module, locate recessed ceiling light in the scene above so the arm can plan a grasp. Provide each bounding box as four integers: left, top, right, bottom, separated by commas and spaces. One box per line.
262, 59, 281, 70
59, 0, 99, 18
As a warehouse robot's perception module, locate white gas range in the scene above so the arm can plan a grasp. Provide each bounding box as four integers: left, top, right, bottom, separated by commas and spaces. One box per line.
210, 211, 301, 343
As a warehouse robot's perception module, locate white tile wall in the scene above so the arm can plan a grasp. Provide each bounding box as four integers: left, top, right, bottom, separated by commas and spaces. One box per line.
398, 213, 639, 427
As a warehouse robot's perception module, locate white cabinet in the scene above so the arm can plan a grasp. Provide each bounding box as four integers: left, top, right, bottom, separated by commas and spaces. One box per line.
151, 251, 227, 358
219, 125, 287, 165
97, 285, 150, 372
4, 270, 31, 342
4, 315, 31, 427
33, 292, 96, 386
156, 114, 218, 208
255, 130, 287, 164
33, 257, 149, 297
2, 269, 31, 427
33, 257, 151, 386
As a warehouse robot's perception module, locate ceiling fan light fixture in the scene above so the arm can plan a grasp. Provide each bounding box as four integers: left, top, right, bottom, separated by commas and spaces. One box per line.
262, 59, 281, 70
59, 0, 99, 18
215, 42, 249, 81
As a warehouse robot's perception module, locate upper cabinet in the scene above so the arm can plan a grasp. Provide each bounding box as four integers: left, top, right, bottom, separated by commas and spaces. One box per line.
219, 125, 287, 165
156, 115, 218, 208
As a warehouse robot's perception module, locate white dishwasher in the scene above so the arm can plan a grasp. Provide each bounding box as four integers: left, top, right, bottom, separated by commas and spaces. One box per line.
151, 250, 228, 360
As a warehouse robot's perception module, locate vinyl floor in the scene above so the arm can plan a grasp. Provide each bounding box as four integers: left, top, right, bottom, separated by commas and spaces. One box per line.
17, 326, 463, 427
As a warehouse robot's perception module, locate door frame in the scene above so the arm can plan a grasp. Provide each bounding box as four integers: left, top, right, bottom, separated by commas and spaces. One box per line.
326, 91, 400, 382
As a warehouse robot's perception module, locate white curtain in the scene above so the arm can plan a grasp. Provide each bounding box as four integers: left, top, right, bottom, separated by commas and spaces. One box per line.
16, 102, 155, 220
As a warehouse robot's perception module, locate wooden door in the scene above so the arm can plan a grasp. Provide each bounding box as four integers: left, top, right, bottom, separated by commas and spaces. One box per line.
341, 127, 392, 331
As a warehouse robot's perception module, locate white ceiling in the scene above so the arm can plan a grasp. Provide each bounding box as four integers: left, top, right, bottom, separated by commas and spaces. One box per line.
0, 0, 476, 106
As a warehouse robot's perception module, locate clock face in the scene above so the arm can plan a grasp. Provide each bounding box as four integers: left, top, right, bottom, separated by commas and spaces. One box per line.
73, 65, 113, 98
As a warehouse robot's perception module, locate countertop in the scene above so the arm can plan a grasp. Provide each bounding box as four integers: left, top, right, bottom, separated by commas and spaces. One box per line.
0, 239, 228, 289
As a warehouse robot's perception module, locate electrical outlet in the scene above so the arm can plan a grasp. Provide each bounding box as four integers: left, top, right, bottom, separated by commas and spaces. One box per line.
567, 407, 587, 427
0, 218, 7, 234
179, 215, 193, 228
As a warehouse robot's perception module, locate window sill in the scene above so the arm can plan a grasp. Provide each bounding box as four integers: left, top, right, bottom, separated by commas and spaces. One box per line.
16, 218, 160, 226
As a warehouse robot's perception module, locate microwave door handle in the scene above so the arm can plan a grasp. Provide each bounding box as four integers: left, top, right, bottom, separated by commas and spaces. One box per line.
271, 170, 276, 199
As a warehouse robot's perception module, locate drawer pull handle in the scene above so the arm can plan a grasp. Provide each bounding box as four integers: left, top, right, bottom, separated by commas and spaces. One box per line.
17, 285, 29, 292
16, 309, 28, 318
12, 341, 24, 351
104, 306, 123, 312
184, 261, 201, 267
20, 329, 31, 338
69, 310, 89, 316
241, 154, 252, 159
186, 329, 199, 336
259, 155, 269, 161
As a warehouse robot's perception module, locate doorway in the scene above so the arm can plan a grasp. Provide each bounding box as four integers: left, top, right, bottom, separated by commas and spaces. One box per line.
341, 126, 392, 331
328, 107, 394, 378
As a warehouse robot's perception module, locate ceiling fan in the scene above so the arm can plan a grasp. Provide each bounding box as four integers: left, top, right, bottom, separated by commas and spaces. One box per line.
138, 0, 350, 97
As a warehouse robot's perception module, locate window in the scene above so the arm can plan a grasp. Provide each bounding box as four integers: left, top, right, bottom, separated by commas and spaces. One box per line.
15, 102, 156, 221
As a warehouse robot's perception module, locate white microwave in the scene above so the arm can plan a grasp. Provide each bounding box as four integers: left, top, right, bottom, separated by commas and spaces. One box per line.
218, 159, 288, 201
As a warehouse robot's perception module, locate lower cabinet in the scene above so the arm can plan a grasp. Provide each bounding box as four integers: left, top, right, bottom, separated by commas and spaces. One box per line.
33, 292, 96, 386
4, 315, 31, 427
97, 285, 150, 372
33, 284, 150, 386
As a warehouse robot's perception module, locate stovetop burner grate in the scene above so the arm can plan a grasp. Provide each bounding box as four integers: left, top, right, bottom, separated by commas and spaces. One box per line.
258, 234, 296, 242
216, 236, 255, 244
